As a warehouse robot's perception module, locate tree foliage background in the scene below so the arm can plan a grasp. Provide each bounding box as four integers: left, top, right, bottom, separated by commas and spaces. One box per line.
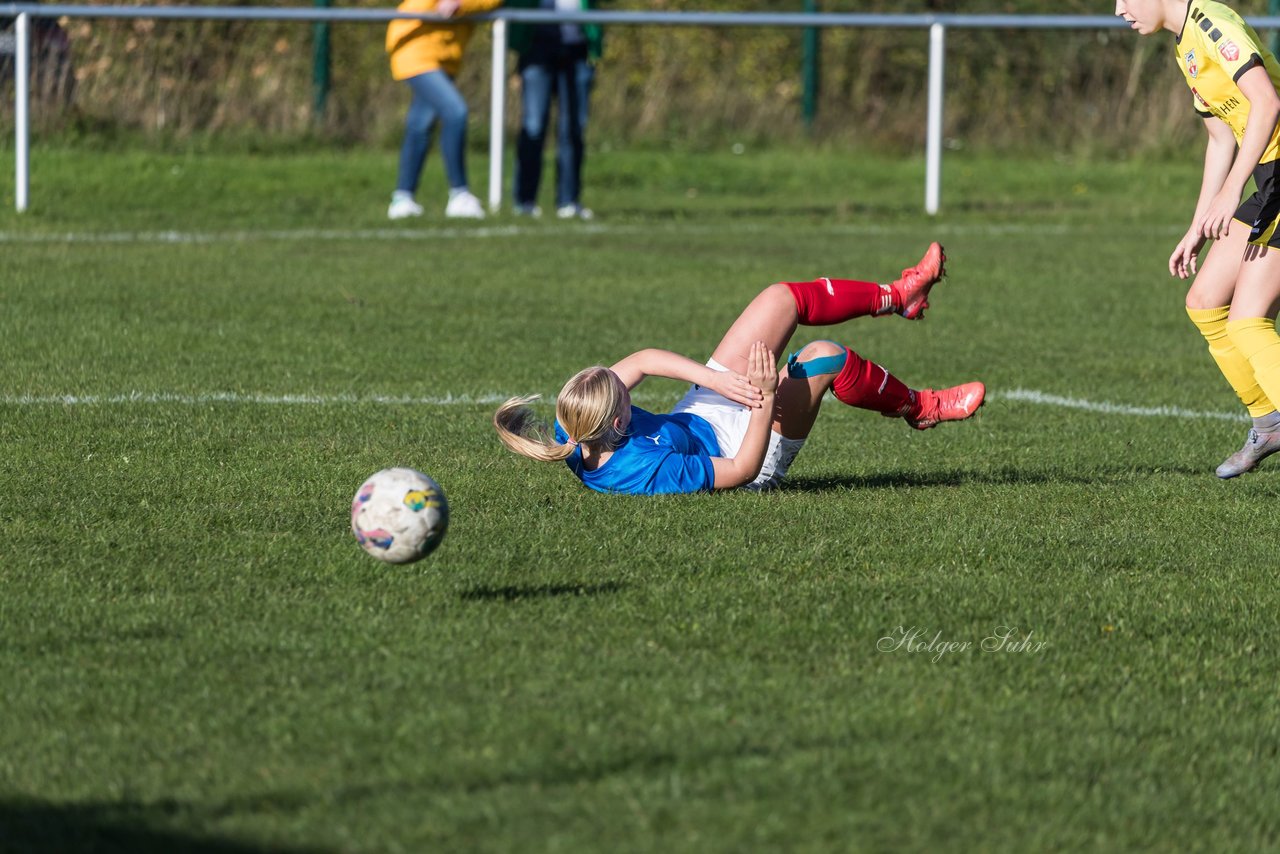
6, 0, 1272, 151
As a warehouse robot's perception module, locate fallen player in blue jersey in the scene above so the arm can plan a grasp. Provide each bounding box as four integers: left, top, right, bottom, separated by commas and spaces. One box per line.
493, 243, 985, 494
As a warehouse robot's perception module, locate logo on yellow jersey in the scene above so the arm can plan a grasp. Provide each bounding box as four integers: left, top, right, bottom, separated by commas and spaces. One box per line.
1185, 49, 1199, 78
1220, 40, 1239, 61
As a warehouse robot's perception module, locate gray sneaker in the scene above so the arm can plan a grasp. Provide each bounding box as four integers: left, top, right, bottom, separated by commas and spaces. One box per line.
1215, 428, 1280, 478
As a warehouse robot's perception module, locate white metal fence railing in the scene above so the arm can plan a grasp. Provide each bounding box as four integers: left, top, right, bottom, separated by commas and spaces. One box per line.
5, 6, 1275, 216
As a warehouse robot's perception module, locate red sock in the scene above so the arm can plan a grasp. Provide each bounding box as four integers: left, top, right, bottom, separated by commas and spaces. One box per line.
784, 278, 897, 325
831, 346, 917, 417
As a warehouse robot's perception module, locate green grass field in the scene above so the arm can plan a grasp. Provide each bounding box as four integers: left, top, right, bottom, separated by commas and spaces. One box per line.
2, 146, 1279, 852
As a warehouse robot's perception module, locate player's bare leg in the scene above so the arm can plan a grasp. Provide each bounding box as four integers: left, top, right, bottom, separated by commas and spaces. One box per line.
1226, 240, 1280, 321
773, 341, 841, 440
1185, 224, 1248, 310
710, 283, 800, 377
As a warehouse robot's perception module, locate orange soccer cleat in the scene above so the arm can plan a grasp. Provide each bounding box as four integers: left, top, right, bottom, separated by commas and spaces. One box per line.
905, 381, 985, 430
892, 241, 946, 320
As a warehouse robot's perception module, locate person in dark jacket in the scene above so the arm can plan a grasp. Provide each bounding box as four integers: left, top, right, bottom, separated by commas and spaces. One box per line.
507, 0, 603, 219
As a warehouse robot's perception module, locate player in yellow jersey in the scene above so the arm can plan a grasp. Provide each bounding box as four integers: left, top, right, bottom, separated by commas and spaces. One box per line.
1117, 0, 1280, 476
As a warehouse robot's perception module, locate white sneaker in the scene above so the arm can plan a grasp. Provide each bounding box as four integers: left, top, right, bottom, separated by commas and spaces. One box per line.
556, 204, 594, 221
387, 192, 424, 220
445, 190, 486, 219
513, 203, 542, 217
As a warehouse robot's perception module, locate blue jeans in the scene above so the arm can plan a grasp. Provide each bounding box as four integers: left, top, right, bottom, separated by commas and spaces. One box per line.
515, 56, 594, 208
395, 69, 469, 194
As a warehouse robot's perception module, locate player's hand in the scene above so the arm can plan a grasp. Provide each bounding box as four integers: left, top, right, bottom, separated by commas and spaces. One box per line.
1195, 190, 1238, 241
746, 340, 778, 396
1169, 229, 1206, 279
709, 370, 765, 409
435, 0, 462, 17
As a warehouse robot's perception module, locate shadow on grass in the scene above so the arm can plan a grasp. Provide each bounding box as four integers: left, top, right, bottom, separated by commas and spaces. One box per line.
352, 729, 886, 808
0, 736, 826, 846
783, 467, 1076, 492
0, 796, 327, 854
310, 741, 781, 806
459, 580, 628, 603
782, 465, 1210, 492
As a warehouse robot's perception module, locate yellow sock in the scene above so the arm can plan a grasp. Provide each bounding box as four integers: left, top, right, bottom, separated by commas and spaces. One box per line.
1226, 317, 1280, 416
1188, 307, 1275, 417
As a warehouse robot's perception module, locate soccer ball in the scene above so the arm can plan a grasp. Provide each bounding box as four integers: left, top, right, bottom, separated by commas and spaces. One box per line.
350, 468, 448, 564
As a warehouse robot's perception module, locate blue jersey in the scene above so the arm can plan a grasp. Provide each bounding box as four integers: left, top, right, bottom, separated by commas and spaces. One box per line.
555, 406, 721, 495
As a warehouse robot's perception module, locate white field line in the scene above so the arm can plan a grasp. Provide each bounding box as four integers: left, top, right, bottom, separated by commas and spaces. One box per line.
0, 221, 1184, 245
0, 388, 1250, 423
0, 391, 513, 406
0, 226, 544, 243
993, 388, 1247, 423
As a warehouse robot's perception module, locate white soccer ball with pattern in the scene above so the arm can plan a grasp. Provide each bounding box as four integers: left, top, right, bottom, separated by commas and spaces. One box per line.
350, 468, 449, 564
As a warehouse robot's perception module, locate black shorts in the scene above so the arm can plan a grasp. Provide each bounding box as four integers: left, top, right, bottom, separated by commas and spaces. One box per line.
1235, 160, 1280, 247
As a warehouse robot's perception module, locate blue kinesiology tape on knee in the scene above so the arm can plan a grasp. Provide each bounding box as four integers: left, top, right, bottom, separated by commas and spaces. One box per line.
786, 345, 848, 379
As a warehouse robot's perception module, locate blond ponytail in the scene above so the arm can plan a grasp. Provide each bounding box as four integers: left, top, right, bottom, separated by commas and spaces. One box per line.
493, 395, 577, 462
493, 367, 631, 464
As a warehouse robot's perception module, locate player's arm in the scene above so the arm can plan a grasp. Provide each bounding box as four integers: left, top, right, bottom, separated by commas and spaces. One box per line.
609, 348, 763, 407
711, 342, 778, 489
1196, 66, 1280, 240
1171, 116, 1238, 278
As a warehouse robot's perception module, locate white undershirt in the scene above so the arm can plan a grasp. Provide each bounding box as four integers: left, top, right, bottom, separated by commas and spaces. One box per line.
554, 0, 585, 45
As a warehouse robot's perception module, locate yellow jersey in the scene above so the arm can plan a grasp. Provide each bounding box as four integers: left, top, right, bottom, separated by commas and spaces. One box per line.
1175, 0, 1280, 164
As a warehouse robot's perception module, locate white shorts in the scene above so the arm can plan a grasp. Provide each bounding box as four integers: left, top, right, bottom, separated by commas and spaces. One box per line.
670, 358, 806, 491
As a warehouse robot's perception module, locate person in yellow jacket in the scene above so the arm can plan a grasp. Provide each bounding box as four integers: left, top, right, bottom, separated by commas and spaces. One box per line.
386, 0, 502, 220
